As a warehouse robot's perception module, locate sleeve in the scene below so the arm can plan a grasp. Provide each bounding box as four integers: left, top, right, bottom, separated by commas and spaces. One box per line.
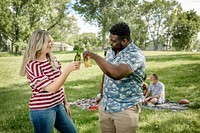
119, 52, 145, 72
148, 83, 152, 93
26, 62, 52, 92
57, 60, 62, 70
159, 83, 165, 95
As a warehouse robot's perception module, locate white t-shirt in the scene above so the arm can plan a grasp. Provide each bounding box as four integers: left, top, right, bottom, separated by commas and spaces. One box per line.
149, 81, 165, 103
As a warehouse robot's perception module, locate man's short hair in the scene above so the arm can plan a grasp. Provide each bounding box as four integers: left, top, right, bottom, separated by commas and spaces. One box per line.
152, 74, 159, 80
109, 22, 131, 42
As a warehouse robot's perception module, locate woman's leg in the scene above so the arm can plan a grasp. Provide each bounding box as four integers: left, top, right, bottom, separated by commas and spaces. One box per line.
54, 104, 78, 133
30, 108, 56, 133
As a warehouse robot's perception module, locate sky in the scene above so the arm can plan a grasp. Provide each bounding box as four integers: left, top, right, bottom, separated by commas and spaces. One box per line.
70, 0, 200, 34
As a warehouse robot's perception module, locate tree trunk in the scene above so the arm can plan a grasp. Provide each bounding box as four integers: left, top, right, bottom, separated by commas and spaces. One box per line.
15, 45, 19, 54
102, 30, 106, 50
14, 26, 19, 54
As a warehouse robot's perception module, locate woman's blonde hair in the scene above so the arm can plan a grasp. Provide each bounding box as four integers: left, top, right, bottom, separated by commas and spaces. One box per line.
20, 30, 57, 76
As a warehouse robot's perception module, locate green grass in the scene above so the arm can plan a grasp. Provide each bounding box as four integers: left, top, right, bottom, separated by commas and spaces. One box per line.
0, 51, 200, 133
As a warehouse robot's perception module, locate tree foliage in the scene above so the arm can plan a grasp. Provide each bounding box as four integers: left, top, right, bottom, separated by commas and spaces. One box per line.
73, 0, 120, 49
140, 0, 181, 50
73, 0, 185, 50
172, 10, 200, 50
72, 33, 101, 50
0, 0, 79, 53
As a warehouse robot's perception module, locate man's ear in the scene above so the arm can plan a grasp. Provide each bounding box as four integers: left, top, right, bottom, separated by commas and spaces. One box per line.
122, 39, 128, 46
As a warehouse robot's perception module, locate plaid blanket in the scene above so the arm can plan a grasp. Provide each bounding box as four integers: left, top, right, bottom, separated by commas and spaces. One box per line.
69, 98, 98, 110
69, 98, 189, 111
142, 102, 189, 111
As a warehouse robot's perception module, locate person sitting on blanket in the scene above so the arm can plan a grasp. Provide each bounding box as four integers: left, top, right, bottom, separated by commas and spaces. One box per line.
143, 73, 148, 96
144, 74, 165, 105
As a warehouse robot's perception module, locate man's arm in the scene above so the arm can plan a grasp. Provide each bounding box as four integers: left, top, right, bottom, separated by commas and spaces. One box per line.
145, 83, 152, 98
83, 51, 132, 80
100, 74, 104, 95
145, 91, 150, 98
96, 74, 104, 104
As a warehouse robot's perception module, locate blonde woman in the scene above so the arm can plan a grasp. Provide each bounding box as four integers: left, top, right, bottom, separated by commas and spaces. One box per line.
20, 30, 79, 133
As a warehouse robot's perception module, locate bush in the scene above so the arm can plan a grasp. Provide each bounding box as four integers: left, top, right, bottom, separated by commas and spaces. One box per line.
73, 44, 84, 52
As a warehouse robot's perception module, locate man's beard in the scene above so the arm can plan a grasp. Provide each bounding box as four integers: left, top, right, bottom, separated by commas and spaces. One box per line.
112, 44, 125, 52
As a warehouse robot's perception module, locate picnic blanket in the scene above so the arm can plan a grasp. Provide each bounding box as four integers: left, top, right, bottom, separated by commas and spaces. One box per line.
69, 98, 189, 111
142, 102, 189, 111
69, 98, 98, 110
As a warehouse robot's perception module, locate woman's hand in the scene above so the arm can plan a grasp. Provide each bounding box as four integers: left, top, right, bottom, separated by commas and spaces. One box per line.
66, 61, 80, 72
64, 104, 71, 117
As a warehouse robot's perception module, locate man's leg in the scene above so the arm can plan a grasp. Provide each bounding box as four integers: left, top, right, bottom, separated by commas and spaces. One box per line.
112, 105, 140, 133
144, 97, 151, 105
99, 104, 115, 133
149, 98, 158, 104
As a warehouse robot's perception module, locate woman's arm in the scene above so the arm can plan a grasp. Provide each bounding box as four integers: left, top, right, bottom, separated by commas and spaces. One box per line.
63, 89, 68, 105
44, 61, 80, 93
63, 89, 71, 117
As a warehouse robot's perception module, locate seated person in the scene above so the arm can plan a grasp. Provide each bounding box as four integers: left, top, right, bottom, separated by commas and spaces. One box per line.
144, 74, 165, 105
143, 73, 148, 96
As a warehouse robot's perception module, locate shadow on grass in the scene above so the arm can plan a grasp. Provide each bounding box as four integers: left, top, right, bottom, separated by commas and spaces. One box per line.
146, 53, 200, 62
1, 53, 200, 133
147, 63, 200, 103
71, 106, 99, 133
0, 82, 33, 133
63, 75, 102, 101
0, 75, 102, 133
140, 62, 200, 133
63, 76, 102, 132
139, 109, 200, 133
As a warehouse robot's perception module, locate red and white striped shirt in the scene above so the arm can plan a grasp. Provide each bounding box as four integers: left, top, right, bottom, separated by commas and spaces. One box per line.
26, 60, 64, 110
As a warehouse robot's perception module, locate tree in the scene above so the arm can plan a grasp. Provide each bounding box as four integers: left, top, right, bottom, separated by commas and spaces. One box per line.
0, 33, 8, 51
172, 10, 200, 50
73, 0, 183, 51
0, 0, 77, 53
190, 34, 200, 51
49, 15, 79, 50
73, 0, 120, 49
115, 0, 148, 49
72, 32, 101, 49
141, 0, 181, 50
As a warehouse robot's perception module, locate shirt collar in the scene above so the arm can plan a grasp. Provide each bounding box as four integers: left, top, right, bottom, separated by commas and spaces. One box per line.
153, 81, 159, 86
111, 42, 134, 57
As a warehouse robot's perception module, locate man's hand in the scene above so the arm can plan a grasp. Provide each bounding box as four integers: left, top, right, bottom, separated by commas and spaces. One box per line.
155, 94, 161, 99
96, 95, 103, 104
64, 104, 71, 117
83, 51, 96, 60
83, 50, 132, 80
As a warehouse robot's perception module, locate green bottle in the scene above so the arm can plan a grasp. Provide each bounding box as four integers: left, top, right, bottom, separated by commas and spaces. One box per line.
74, 50, 81, 62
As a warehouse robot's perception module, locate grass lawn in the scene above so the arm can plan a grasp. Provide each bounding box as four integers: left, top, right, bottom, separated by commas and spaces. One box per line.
0, 51, 200, 133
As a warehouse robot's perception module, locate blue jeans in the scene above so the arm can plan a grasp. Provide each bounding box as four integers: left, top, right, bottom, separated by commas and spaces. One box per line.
30, 103, 78, 133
